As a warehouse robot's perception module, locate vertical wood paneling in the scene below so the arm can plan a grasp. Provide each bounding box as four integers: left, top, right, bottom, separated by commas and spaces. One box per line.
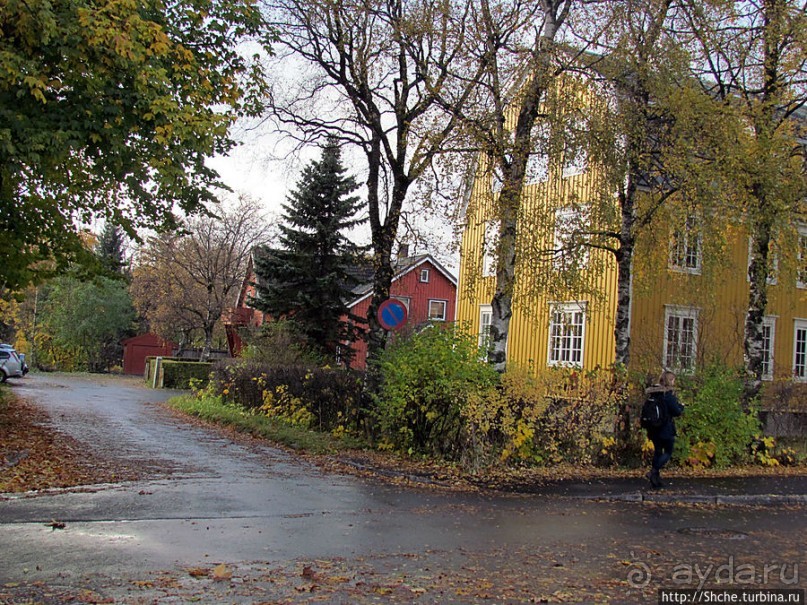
457, 148, 620, 372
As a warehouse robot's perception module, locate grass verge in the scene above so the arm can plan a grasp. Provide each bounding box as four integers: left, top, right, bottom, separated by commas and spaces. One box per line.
167, 393, 366, 455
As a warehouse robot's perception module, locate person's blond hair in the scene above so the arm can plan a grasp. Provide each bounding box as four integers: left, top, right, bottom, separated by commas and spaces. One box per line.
659, 370, 676, 388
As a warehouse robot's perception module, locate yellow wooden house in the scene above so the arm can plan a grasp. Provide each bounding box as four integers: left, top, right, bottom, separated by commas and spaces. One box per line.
455, 89, 807, 383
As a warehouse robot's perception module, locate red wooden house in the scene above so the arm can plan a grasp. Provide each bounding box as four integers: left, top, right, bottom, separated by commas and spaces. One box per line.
343, 253, 457, 369
223, 249, 457, 369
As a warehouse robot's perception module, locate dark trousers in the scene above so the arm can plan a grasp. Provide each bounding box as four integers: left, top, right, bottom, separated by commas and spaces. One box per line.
651, 435, 675, 471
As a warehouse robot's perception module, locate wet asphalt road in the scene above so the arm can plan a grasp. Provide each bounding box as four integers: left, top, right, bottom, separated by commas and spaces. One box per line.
1, 374, 805, 603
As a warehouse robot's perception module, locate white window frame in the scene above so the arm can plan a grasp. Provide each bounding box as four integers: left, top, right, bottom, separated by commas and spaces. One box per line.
669, 215, 702, 274
561, 119, 588, 178
479, 304, 493, 355
392, 296, 410, 313
794, 319, 807, 382
427, 299, 447, 321
761, 316, 776, 381
548, 301, 587, 368
419, 268, 430, 283
482, 221, 498, 277
561, 148, 587, 178
553, 206, 589, 270
663, 305, 699, 372
797, 227, 807, 289
491, 170, 503, 194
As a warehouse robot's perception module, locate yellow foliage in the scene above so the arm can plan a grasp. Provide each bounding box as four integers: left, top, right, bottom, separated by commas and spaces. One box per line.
463, 366, 625, 465
260, 384, 314, 429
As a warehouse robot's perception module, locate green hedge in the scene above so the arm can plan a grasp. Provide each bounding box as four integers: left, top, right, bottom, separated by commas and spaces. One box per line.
145, 357, 212, 389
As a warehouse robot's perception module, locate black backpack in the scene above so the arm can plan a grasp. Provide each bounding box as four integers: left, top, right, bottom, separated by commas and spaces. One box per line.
640, 392, 667, 430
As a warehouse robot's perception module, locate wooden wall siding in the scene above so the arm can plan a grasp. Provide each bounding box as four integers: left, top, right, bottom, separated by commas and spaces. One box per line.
629, 217, 807, 378
455, 74, 807, 378
346, 259, 458, 370
457, 150, 620, 372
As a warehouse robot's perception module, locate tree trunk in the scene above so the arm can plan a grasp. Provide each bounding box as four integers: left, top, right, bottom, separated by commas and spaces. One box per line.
743, 213, 772, 409
201, 325, 214, 362
486, 4, 564, 372
364, 138, 410, 372
614, 177, 638, 368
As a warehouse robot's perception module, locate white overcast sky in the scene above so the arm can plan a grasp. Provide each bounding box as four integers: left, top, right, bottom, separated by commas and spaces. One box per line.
208, 129, 461, 272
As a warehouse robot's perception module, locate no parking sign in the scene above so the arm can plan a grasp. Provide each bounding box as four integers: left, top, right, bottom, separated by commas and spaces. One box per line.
377, 299, 408, 331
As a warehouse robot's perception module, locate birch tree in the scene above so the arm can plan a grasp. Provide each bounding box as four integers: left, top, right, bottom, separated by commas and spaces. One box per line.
679, 0, 807, 404
431, 0, 584, 372
576, 0, 724, 368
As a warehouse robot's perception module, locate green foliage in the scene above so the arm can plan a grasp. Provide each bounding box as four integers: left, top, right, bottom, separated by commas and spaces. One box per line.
675, 363, 761, 467
0, 0, 271, 289
38, 275, 135, 371
168, 393, 362, 453
95, 222, 128, 277
159, 360, 213, 390
239, 321, 325, 367
373, 324, 500, 458
251, 139, 367, 360
209, 359, 365, 433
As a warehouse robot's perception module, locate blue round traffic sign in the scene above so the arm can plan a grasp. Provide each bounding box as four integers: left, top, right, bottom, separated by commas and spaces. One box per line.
377, 298, 408, 331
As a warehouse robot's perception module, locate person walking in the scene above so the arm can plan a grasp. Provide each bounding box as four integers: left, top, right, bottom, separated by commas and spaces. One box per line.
644, 370, 684, 488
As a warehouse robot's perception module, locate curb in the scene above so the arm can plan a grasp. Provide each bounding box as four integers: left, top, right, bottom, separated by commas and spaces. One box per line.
580, 492, 807, 506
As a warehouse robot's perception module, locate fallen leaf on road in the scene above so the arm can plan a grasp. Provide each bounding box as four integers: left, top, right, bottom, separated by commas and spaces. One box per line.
211, 563, 232, 581
301, 565, 316, 580
186, 567, 209, 578
46, 520, 66, 530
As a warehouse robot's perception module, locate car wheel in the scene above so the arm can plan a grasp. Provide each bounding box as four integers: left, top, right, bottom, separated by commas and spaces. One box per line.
0, 370, 7, 383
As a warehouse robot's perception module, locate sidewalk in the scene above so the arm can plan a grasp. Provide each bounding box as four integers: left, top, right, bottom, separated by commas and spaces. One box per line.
508, 473, 807, 505
335, 454, 807, 506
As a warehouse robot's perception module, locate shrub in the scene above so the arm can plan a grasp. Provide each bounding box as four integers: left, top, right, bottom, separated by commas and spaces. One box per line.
145, 358, 212, 389
462, 366, 549, 465
373, 323, 500, 458
675, 363, 761, 467
239, 321, 324, 367
161, 360, 213, 389
463, 366, 626, 467
209, 359, 365, 433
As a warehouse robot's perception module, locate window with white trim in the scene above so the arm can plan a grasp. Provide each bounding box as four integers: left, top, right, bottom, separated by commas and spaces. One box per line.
761, 316, 776, 381
548, 302, 586, 367
491, 170, 503, 194
794, 320, 807, 381
553, 206, 589, 270
669, 215, 702, 274
562, 148, 587, 178
428, 299, 447, 321
479, 305, 492, 356
561, 119, 588, 178
392, 296, 410, 312
664, 306, 699, 371
482, 221, 498, 277
797, 228, 807, 289
747, 238, 778, 285
419, 268, 430, 283
526, 124, 550, 184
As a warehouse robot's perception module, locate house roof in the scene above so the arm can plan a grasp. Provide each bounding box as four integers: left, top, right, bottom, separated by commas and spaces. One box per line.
242, 247, 456, 310
347, 253, 457, 309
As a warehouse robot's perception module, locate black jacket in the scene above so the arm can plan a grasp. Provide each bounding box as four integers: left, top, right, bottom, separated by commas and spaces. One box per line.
644, 385, 684, 440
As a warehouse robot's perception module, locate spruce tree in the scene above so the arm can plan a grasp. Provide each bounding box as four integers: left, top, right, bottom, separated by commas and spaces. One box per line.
95, 222, 128, 277
252, 139, 365, 360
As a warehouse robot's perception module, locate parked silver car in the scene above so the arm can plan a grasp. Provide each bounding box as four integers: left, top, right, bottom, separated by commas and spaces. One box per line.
0, 345, 25, 382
